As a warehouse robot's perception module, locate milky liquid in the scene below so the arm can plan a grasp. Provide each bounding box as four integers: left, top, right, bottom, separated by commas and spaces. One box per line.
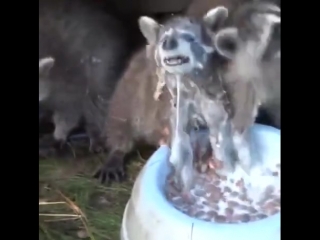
165, 162, 281, 223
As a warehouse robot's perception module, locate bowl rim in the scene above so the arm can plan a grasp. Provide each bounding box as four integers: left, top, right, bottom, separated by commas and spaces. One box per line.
138, 124, 280, 239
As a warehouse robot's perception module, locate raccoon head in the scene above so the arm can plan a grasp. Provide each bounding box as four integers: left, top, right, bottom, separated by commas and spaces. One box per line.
138, 6, 229, 75
213, 2, 281, 60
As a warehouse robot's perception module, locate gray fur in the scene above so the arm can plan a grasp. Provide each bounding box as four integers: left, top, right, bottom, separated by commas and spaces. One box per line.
169, 80, 195, 192
39, 0, 130, 151
141, 7, 240, 180
213, 2, 281, 172
96, 11, 228, 183
215, 1, 281, 127
139, 7, 228, 75
95, 45, 174, 182
191, 75, 237, 175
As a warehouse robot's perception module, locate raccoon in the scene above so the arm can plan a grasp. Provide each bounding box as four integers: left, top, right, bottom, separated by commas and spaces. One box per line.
139, 7, 239, 184
214, 1, 281, 130
39, 0, 131, 152
212, 1, 281, 172
151, 3, 279, 175
94, 7, 228, 183
185, 0, 281, 128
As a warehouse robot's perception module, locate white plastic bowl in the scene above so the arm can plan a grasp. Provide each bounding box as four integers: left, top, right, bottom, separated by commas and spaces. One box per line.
121, 124, 281, 240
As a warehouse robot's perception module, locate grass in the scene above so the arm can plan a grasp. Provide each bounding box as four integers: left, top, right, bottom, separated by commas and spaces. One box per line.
39, 144, 152, 240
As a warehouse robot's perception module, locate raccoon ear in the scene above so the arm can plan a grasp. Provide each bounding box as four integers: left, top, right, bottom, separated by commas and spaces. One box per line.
138, 16, 160, 45
253, 2, 281, 16
203, 6, 228, 32
254, 12, 281, 26
264, 13, 281, 24
214, 27, 239, 59
39, 57, 55, 77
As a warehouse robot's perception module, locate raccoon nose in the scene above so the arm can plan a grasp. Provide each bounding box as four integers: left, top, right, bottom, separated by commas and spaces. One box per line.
162, 37, 177, 50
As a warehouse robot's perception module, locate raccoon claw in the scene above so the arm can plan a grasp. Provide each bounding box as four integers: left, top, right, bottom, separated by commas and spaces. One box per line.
94, 151, 125, 184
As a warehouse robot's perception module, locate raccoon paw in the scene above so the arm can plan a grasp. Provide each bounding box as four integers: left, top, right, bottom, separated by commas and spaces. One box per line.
93, 151, 126, 184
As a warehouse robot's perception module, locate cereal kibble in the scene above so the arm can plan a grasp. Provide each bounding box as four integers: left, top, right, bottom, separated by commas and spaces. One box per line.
165, 149, 280, 223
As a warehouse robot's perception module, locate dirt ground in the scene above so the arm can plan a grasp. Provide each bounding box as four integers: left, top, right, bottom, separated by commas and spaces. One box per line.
39, 141, 154, 240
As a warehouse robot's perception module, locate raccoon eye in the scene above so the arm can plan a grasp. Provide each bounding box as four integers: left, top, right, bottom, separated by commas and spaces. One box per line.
182, 34, 196, 42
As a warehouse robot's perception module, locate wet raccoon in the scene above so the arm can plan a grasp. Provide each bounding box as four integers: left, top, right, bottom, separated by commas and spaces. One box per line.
151, 3, 279, 176
211, 2, 281, 172
140, 7, 240, 185
94, 8, 227, 183
185, 0, 281, 129
214, 1, 281, 130
39, 0, 131, 152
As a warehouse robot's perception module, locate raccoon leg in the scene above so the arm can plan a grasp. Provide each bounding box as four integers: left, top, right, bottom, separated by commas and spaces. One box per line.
207, 125, 222, 159
83, 94, 109, 153
52, 110, 80, 148
222, 121, 241, 174
84, 108, 106, 154
209, 121, 237, 175
94, 117, 134, 184
86, 124, 105, 153
233, 131, 252, 174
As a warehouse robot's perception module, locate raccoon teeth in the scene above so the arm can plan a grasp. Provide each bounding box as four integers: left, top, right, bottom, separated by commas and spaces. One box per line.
169, 59, 180, 65
164, 56, 189, 66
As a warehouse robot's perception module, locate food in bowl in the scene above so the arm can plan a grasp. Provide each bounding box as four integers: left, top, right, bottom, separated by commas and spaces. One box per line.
165, 130, 281, 223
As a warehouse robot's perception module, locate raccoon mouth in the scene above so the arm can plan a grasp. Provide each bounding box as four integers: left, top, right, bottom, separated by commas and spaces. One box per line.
164, 56, 189, 66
